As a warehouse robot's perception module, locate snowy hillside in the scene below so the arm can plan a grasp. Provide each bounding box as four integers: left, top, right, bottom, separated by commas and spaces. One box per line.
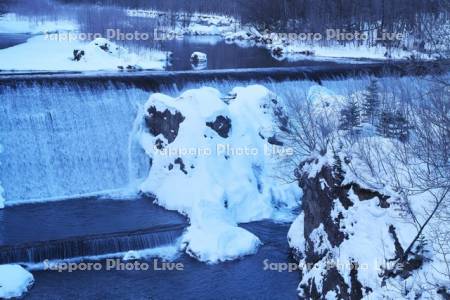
286, 81, 450, 299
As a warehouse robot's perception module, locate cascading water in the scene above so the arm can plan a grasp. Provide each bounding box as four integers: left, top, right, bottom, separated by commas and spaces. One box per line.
0, 225, 185, 264
0, 81, 150, 203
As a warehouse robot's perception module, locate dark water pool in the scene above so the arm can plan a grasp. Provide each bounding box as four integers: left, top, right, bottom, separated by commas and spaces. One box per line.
0, 197, 186, 245
0, 33, 29, 49
161, 36, 344, 71
27, 220, 300, 300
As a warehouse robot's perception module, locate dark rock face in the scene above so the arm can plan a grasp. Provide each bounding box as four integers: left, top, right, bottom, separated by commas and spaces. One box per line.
267, 136, 284, 146
272, 99, 290, 133
72, 50, 85, 61
297, 159, 347, 264
145, 106, 185, 144
272, 46, 284, 57
98, 43, 110, 52
296, 157, 391, 299
206, 115, 231, 138
174, 157, 188, 174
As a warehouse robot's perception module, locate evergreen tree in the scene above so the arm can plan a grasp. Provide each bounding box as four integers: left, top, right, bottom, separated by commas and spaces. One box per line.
339, 98, 361, 132
362, 79, 380, 125
392, 110, 410, 142
377, 110, 395, 137
332, 149, 345, 185
377, 109, 410, 141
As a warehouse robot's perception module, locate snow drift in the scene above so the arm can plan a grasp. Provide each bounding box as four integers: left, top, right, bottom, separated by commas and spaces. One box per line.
136, 85, 301, 263
0, 265, 34, 299
0, 37, 170, 71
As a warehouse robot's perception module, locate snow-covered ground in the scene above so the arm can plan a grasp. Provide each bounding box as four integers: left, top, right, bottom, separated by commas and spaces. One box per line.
0, 13, 170, 71
127, 9, 239, 36
136, 85, 301, 263
0, 265, 34, 299
224, 27, 443, 61
0, 36, 169, 71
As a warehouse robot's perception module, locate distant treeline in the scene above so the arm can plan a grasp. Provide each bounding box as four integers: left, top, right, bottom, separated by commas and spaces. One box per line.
56, 0, 449, 31
3, 0, 446, 36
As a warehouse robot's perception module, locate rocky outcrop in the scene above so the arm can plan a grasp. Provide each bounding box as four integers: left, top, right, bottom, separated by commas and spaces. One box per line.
293, 156, 394, 299
290, 153, 431, 299
72, 49, 85, 61
206, 115, 231, 138
145, 106, 185, 145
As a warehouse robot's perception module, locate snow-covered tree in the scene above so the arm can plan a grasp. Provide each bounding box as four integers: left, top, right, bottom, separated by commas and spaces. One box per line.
339, 98, 361, 132
362, 79, 380, 125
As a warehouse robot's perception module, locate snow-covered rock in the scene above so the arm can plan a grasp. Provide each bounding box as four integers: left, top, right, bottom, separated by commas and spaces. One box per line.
287, 212, 305, 259
0, 265, 34, 299
190, 51, 207, 62
287, 82, 450, 299
137, 85, 301, 263
0, 36, 170, 71
72, 38, 169, 70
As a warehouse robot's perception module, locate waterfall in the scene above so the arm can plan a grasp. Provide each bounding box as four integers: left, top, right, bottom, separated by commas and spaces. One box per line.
0, 224, 185, 264
0, 81, 151, 203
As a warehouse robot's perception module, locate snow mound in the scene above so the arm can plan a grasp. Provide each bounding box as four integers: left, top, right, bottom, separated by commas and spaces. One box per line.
137, 85, 301, 263
287, 212, 305, 258
0, 36, 170, 71
73, 38, 170, 70
0, 265, 34, 299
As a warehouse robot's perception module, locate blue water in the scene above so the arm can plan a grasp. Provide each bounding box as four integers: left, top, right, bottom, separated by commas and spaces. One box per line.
0, 197, 186, 245
27, 220, 300, 300
0, 33, 30, 49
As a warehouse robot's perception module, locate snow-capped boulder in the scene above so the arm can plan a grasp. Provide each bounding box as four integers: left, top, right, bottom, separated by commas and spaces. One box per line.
69, 38, 170, 70
0, 265, 34, 299
190, 51, 207, 63
137, 85, 301, 263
